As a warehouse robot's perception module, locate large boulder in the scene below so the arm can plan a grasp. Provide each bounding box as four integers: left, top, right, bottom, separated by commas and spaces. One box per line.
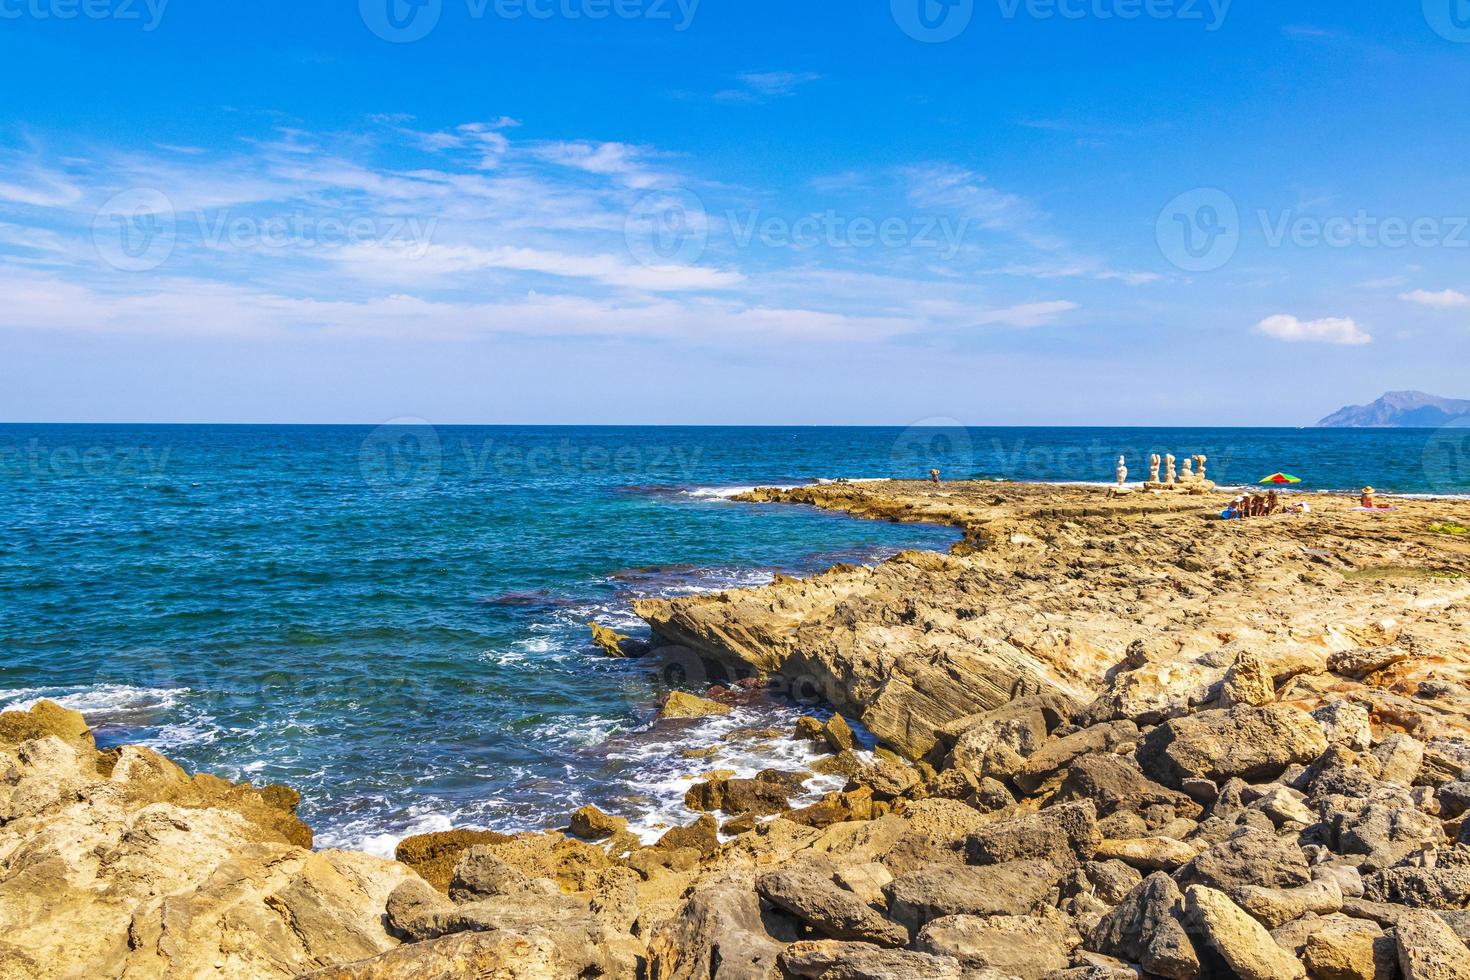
1137, 705, 1327, 789
884, 860, 1059, 933
965, 800, 1100, 870
1087, 872, 1200, 979
1177, 827, 1312, 899
646, 871, 796, 980
659, 691, 732, 720
1013, 721, 1138, 794
1183, 885, 1306, 980
777, 939, 966, 978
1396, 909, 1470, 980
1051, 754, 1202, 820
914, 913, 1072, 979
0, 703, 417, 980
394, 829, 513, 893
755, 865, 909, 947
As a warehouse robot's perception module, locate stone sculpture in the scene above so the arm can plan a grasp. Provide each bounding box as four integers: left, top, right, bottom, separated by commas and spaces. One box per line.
1116, 456, 1128, 487
1149, 454, 1161, 483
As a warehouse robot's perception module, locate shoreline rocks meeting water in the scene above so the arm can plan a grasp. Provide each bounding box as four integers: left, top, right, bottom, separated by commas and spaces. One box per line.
3, 480, 1470, 978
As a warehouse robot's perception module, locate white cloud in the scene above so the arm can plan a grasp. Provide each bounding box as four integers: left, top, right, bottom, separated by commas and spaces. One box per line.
332, 242, 745, 293
715, 71, 821, 103
0, 124, 1094, 350
529, 141, 663, 189
1399, 288, 1470, 309
1255, 314, 1372, 345
970, 300, 1079, 328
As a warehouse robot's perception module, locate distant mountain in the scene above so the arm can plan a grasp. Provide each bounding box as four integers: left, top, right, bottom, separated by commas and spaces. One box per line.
1317, 390, 1470, 428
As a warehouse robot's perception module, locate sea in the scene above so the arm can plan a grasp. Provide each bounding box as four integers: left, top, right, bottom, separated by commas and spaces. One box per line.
2, 424, 1467, 853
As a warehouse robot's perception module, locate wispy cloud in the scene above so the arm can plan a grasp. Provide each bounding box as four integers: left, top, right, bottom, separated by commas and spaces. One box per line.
1255, 314, 1372, 345
714, 71, 821, 104
1400, 288, 1469, 309
0, 120, 1100, 349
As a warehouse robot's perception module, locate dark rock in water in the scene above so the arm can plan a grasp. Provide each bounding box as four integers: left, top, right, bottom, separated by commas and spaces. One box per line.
756, 864, 910, 947
823, 713, 856, 752
588, 621, 649, 658
1087, 872, 1200, 980
884, 860, 1060, 932
778, 939, 966, 978
684, 773, 796, 816
481, 588, 578, 608
569, 804, 627, 840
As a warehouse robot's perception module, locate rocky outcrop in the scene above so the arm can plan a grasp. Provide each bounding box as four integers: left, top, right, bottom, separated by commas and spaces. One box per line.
9, 480, 1470, 978
0, 701, 417, 980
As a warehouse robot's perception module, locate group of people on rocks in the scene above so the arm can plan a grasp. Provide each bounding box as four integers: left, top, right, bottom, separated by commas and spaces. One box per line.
1223, 490, 1310, 520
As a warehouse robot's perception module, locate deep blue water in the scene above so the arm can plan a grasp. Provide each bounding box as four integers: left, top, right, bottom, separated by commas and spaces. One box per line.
1, 424, 1466, 851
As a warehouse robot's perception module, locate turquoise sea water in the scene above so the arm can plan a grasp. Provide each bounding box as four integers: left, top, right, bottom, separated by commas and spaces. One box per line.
2, 424, 1467, 850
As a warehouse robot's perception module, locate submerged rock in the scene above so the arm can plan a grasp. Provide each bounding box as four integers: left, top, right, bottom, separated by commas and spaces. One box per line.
659, 690, 733, 719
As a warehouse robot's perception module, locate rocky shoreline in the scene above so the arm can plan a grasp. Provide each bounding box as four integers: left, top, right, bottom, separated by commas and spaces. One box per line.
4, 480, 1470, 978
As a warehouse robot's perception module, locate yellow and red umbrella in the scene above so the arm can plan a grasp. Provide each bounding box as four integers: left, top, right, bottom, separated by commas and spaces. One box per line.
1259, 472, 1302, 485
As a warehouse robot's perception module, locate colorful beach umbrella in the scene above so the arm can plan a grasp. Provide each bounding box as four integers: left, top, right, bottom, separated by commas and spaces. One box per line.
1259, 472, 1302, 485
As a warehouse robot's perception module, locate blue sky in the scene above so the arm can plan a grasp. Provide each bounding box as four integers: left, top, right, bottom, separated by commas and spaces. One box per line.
1, 1, 1467, 424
